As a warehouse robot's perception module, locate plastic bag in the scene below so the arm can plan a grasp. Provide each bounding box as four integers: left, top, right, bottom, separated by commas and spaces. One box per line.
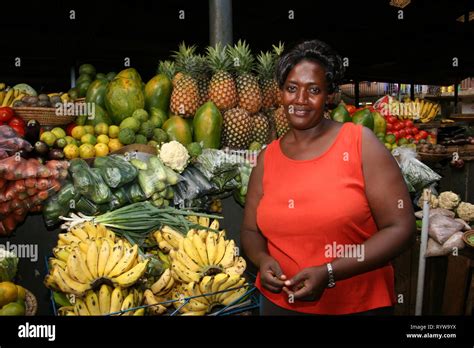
428, 214, 464, 244
126, 183, 147, 203
93, 155, 138, 188
395, 147, 442, 192
43, 195, 70, 227
173, 166, 216, 207
72, 166, 112, 204
0, 156, 53, 180
442, 232, 465, 253
414, 208, 455, 219
0, 125, 33, 157
137, 157, 181, 198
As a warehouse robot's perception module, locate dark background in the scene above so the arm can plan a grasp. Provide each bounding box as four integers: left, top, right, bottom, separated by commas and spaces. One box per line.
0, 0, 473, 92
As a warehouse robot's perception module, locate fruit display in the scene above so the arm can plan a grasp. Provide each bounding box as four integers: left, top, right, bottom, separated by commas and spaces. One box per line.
44, 222, 149, 296
374, 95, 441, 123
0, 281, 29, 316
68, 64, 116, 100
57, 285, 144, 316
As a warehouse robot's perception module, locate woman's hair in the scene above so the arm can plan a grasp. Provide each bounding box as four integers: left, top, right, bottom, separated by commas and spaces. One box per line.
276, 40, 345, 94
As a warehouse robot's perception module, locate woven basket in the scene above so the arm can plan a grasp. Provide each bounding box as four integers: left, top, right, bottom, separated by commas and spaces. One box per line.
25, 289, 37, 316
13, 107, 76, 126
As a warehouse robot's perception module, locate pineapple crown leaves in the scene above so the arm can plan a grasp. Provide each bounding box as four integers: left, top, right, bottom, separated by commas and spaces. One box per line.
227, 40, 255, 75
255, 51, 275, 80
272, 42, 285, 57
172, 42, 199, 76
206, 42, 233, 73
157, 60, 176, 80
194, 54, 211, 78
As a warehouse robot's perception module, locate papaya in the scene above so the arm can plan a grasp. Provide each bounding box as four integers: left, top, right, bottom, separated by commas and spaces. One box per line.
79, 64, 96, 77
352, 108, 374, 131
193, 101, 222, 149
372, 111, 386, 135
185, 118, 194, 137
330, 104, 351, 123
85, 79, 108, 109
104, 68, 145, 125
149, 107, 168, 128
162, 116, 193, 146
144, 74, 172, 113
85, 104, 112, 126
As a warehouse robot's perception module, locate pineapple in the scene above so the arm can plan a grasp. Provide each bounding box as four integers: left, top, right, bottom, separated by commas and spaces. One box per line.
206, 43, 238, 112
158, 60, 176, 82
195, 54, 210, 106
269, 106, 289, 138
251, 112, 271, 144
170, 43, 200, 117
272, 42, 285, 106
228, 40, 262, 114
222, 108, 252, 149
255, 51, 278, 111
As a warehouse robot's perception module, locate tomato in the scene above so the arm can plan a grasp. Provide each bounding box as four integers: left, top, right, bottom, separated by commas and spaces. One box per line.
411, 127, 419, 135
387, 116, 397, 124
386, 123, 393, 131
419, 130, 428, 139
393, 131, 400, 140
0, 107, 14, 123
346, 105, 356, 114
8, 116, 25, 128
399, 129, 407, 137
10, 124, 25, 137
405, 128, 412, 135
414, 134, 422, 141
406, 135, 414, 141
404, 120, 414, 128
393, 122, 403, 131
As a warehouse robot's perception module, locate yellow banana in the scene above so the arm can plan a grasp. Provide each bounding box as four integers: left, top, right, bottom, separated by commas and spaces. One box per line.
82, 222, 98, 239
133, 308, 145, 316
1, 89, 14, 107
187, 281, 209, 305
181, 310, 207, 316
0, 83, 6, 91
192, 234, 209, 265
209, 219, 219, 230
171, 259, 200, 283
54, 266, 91, 295
225, 256, 247, 276
151, 268, 172, 294
221, 287, 247, 306
199, 276, 214, 302
182, 238, 203, 266
198, 229, 208, 242
49, 257, 66, 270
216, 275, 245, 302
120, 293, 135, 316
104, 240, 124, 276
59, 233, 82, 245
161, 226, 184, 249
205, 232, 218, 265
53, 247, 71, 263
108, 244, 138, 278
144, 289, 167, 315
74, 298, 91, 316
67, 249, 93, 284
70, 227, 89, 243
85, 291, 101, 315
219, 240, 236, 268
109, 287, 124, 314
211, 273, 229, 295
198, 216, 210, 228
112, 260, 148, 288
97, 238, 111, 277
213, 234, 226, 266
153, 230, 164, 243
158, 240, 173, 253
86, 240, 99, 278
0, 91, 5, 105
98, 284, 112, 315
173, 246, 201, 273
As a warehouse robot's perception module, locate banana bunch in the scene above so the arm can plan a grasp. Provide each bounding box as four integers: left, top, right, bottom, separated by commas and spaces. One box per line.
171, 274, 248, 316
143, 268, 176, 315
0, 87, 24, 107
153, 219, 246, 284
418, 99, 440, 123
57, 284, 144, 316
44, 222, 149, 296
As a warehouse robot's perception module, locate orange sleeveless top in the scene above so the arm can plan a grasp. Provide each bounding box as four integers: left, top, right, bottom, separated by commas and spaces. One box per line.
255, 122, 395, 314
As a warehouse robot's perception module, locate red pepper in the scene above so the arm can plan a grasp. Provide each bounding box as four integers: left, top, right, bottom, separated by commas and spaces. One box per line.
10, 124, 25, 137
0, 107, 14, 123
66, 122, 76, 136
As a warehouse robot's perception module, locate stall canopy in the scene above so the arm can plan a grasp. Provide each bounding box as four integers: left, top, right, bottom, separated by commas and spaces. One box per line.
0, 0, 472, 90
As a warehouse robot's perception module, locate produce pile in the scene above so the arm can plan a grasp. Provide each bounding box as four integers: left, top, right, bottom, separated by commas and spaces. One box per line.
48, 217, 249, 316
0, 126, 68, 235
0, 249, 30, 316
415, 191, 473, 257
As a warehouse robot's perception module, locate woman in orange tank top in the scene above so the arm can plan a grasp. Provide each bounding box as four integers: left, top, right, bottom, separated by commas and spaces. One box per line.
241, 40, 416, 315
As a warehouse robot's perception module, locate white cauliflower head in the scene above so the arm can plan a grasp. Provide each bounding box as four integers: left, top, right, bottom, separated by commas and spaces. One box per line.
159, 141, 190, 173
456, 202, 474, 222
417, 194, 439, 209
438, 191, 461, 210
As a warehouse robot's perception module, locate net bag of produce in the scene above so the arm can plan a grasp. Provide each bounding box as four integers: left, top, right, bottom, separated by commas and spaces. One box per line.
72, 166, 112, 204
396, 147, 441, 192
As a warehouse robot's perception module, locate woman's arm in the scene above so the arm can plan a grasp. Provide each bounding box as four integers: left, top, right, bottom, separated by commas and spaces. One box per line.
330, 127, 416, 281
241, 149, 287, 292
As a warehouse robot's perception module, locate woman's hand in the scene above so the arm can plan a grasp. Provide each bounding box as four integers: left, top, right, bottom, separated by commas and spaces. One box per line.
259, 255, 287, 293
283, 265, 328, 301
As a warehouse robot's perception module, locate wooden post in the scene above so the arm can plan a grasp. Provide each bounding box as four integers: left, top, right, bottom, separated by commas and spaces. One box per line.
209, 0, 233, 46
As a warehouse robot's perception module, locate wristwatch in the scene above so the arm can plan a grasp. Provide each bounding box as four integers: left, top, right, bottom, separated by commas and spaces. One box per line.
326, 262, 336, 288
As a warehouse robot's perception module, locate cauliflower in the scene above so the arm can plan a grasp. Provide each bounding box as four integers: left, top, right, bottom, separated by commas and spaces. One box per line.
159, 141, 190, 173
438, 191, 461, 210
417, 194, 439, 209
456, 202, 474, 222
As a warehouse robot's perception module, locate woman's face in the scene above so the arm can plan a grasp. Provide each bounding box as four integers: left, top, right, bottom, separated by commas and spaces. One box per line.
281, 59, 328, 130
